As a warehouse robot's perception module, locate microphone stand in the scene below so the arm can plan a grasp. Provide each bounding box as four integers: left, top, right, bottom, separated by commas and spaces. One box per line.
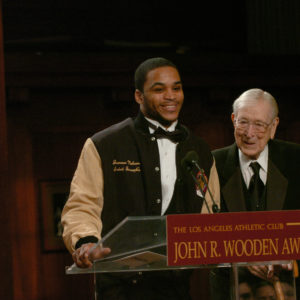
188, 170, 212, 214
181, 150, 220, 214
191, 159, 220, 214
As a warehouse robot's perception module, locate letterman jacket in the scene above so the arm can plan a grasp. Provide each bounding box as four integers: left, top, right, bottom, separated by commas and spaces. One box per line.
62, 112, 220, 253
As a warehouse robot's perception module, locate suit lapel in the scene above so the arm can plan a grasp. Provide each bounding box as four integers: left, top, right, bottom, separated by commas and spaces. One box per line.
222, 168, 247, 211
222, 144, 247, 212
222, 141, 288, 211
266, 157, 288, 210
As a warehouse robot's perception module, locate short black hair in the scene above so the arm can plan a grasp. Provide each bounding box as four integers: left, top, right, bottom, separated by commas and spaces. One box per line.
134, 57, 178, 92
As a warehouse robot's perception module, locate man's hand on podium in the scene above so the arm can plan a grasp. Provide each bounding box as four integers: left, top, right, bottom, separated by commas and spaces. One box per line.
72, 243, 111, 268
247, 263, 293, 300
247, 263, 293, 281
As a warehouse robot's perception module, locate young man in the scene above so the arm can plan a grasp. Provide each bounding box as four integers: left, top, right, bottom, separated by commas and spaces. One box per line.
62, 57, 220, 300
211, 88, 300, 300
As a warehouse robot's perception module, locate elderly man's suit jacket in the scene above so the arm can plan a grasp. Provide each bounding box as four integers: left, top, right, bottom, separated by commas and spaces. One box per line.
211, 139, 300, 300
213, 139, 300, 212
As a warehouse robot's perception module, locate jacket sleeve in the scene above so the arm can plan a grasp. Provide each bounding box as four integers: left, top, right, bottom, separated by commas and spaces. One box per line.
201, 158, 221, 214
61, 138, 104, 253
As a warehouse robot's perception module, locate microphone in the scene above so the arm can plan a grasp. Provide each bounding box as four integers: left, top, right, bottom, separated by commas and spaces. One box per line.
181, 151, 220, 214
181, 151, 199, 172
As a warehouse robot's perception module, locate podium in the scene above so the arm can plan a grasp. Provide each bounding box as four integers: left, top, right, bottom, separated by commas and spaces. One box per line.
66, 214, 298, 299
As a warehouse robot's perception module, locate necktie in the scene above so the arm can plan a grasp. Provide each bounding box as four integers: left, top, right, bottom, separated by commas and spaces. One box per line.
249, 162, 265, 211
152, 126, 185, 143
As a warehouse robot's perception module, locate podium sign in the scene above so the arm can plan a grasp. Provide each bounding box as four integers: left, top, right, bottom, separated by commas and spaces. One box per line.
167, 210, 300, 266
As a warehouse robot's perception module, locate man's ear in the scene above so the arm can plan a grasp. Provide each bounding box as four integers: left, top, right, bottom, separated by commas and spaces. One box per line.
231, 113, 235, 125
134, 89, 144, 104
270, 117, 279, 139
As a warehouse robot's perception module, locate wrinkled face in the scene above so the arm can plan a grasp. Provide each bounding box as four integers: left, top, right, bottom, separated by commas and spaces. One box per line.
135, 66, 184, 128
232, 99, 279, 160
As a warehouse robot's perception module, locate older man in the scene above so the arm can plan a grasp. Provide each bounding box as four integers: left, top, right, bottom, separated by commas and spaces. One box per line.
211, 88, 300, 299
214, 88, 300, 213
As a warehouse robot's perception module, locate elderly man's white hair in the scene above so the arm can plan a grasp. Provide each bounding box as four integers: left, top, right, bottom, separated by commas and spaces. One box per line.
233, 88, 279, 119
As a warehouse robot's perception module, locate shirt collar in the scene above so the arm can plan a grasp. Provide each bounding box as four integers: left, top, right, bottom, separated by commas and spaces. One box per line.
145, 117, 178, 133
239, 144, 269, 172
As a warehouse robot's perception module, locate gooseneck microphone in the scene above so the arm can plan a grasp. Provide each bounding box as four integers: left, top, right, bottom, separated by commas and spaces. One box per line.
181, 151, 219, 214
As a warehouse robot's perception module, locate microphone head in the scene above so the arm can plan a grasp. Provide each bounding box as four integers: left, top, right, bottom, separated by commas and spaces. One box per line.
181, 151, 199, 172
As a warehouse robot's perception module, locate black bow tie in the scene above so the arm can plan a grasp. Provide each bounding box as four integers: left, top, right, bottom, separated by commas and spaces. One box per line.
152, 126, 185, 143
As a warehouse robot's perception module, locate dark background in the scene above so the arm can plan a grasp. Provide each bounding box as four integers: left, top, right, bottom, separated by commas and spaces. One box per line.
1, 0, 300, 299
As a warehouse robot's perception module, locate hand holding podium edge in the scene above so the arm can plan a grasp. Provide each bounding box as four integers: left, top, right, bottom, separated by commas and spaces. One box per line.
72, 243, 111, 268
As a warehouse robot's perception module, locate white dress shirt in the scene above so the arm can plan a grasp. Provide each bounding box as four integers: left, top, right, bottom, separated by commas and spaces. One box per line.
145, 117, 178, 215
239, 145, 268, 188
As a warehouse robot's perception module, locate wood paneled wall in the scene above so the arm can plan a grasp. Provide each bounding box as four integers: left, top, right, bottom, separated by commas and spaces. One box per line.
4, 51, 300, 300
0, 0, 14, 298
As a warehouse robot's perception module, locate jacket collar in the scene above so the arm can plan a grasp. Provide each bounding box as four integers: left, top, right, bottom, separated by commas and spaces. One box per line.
221, 142, 287, 211
222, 143, 247, 211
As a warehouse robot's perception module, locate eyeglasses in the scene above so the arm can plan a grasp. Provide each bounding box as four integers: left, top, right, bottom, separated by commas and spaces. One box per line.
234, 118, 273, 133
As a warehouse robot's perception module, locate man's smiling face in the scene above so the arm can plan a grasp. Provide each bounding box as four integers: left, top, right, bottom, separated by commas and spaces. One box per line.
135, 66, 184, 128
232, 99, 279, 159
